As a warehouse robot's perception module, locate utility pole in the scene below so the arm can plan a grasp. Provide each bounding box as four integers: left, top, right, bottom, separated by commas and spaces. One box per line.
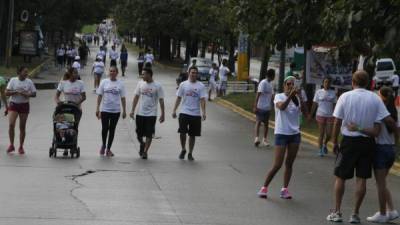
5, 0, 14, 68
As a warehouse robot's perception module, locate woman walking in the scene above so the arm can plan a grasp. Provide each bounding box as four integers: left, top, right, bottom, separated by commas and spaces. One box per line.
309, 77, 336, 156
257, 76, 307, 199
120, 44, 128, 77
6, 66, 37, 154
96, 66, 127, 157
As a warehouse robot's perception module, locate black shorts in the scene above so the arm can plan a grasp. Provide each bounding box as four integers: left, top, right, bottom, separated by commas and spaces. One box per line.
110, 59, 117, 67
334, 136, 375, 179
178, 113, 201, 137
136, 115, 156, 138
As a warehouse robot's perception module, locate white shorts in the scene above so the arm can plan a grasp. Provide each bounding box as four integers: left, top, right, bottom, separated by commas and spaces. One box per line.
208, 80, 217, 91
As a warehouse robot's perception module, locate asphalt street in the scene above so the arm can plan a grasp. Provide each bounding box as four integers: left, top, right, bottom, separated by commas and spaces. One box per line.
0, 43, 399, 225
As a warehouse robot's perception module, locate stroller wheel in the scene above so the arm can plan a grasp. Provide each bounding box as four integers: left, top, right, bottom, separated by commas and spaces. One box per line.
76, 147, 80, 158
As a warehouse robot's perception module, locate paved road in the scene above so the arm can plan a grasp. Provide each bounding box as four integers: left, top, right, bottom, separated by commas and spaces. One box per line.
0, 44, 399, 225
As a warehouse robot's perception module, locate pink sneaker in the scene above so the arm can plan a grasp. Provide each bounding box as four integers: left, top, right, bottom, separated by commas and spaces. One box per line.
6, 145, 15, 153
280, 188, 292, 199
99, 146, 105, 155
18, 146, 25, 155
106, 149, 114, 157
257, 186, 268, 198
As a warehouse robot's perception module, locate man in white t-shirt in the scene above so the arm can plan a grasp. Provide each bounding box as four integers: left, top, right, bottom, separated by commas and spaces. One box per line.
144, 49, 154, 65
327, 70, 397, 223
208, 62, 218, 101
109, 45, 119, 67
253, 69, 275, 147
172, 66, 207, 161
218, 59, 230, 96
130, 68, 165, 159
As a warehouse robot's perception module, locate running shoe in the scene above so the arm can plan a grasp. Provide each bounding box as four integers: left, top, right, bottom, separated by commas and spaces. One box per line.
254, 137, 260, 147
257, 186, 268, 198
18, 146, 25, 155
6, 144, 15, 153
106, 149, 114, 157
318, 148, 324, 157
139, 143, 144, 156
262, 139, 270, 147
366, 212, 388, 223
323, 145, 328, 154
349, 214, 361, 224
99, 145, 106, 155
387, 210, 399, 221
280, 188, 292, 199
179, 150, 186, 159
326, 212, 343, 222
141, 151, 147, 160
188, 153, 194, 161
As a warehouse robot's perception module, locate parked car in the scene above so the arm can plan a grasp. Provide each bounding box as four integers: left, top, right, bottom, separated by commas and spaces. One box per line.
373, 58, 396, 88
187, 57, 213, 81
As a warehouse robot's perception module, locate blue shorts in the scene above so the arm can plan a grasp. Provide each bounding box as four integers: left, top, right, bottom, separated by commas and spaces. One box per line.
374, 144, 395, 170
256, 110, 270, 123
275, 133, 301, 146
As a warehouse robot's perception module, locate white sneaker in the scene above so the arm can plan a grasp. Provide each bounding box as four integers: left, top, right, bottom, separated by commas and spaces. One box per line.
326, 212, 343, 222
387, 210, 399, 221
262, 139, 270, 147
254, 137, 260, 147
367, 212, 388, 223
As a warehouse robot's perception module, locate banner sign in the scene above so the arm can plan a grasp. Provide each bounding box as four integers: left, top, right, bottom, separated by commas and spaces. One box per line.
237, 32, 249, 81
19, 30, 39, 56
306, 46, 352, 89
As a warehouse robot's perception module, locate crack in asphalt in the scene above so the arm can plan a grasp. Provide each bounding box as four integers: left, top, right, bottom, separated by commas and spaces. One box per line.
64, 169, 145, 219
228, 164, 242, 174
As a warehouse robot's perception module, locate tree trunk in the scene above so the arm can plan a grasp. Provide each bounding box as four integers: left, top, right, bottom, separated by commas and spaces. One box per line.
259, 43, 271, 81
177, 40, 181, 59
228, 34, 235, 73
211, 43, 215, 61
190, 39, 198, 57
159, 34, 171, 61
185, 38, 190, 63
200, 41, 206, 58
278, 45, 286, 93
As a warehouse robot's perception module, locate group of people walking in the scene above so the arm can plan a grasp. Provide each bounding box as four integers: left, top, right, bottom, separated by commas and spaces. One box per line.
254, 69, 398, 223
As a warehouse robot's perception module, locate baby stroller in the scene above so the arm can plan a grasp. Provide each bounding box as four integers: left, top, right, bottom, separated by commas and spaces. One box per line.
49, 102, 82, 158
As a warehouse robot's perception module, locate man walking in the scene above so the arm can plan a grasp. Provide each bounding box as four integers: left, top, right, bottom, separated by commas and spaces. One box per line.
327, 70, 396, 223
130, 68, 165, 160
253, 69, 275, 147
172, 66, 207, 161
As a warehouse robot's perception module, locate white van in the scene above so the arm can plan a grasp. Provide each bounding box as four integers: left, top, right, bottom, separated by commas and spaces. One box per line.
373, 58, 396, 88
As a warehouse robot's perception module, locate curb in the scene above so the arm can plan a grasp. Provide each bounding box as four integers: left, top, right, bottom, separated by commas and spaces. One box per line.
214, 98, 400, 176
28, 57, 52, 78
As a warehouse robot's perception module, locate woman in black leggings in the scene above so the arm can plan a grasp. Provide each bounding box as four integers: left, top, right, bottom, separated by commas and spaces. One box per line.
96, 66, 127, 156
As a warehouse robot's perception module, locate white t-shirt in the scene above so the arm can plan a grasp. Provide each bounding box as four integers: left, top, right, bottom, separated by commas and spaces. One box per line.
144, 53, 154, 64
257, 79, 274, 111
392, 75, 399, 87
176, 80, 207, 116
97, 79, 126, 113
134, 81, 164, 117
93, 61, 105, 74
333, 88, 389, 137
274, 93, 301, 135
109, 49, 119, 60
219, 66, 230, 82
376, 121, 397, 145
57, 48, 65, 56
72, 61, 81, 71
7, 77, 36, 103
57, 80, 85, 104
66, 49, 73, 57
313, 89, 336, 117
209, 68, 218, 82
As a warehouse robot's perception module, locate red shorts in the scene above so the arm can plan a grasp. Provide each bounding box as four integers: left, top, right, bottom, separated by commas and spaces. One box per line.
316, 115, 334, 124
9, 102, 30, 114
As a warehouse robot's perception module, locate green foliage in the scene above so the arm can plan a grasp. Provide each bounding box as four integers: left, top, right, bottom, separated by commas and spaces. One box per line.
81, 24, 97, 34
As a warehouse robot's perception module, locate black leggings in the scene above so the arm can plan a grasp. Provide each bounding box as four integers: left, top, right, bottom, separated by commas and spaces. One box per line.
101, 112, 120, 149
